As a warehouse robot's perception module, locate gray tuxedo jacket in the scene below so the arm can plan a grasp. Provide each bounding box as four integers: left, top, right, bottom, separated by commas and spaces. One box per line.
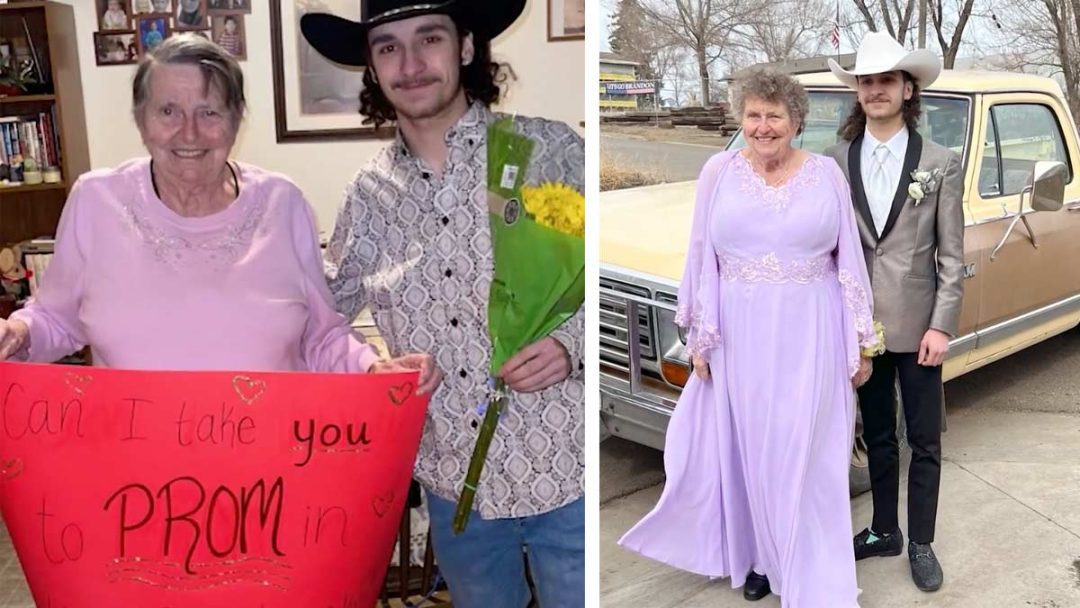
825, 131, 965, 353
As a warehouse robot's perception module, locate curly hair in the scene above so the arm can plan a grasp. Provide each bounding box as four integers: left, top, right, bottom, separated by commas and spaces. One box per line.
733, 68, 809, 135
359, 19, 511, 128
838, 71, 923, 141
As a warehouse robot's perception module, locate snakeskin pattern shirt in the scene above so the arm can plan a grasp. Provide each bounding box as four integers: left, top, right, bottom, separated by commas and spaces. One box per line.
325, 102, 585, 519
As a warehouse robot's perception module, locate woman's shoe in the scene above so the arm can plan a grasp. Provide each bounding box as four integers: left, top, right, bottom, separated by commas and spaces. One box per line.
743, 571, 772, 601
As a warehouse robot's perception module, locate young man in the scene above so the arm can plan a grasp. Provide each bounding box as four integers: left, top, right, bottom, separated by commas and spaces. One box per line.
825, 32, 964, 593
301, 2, 584, 607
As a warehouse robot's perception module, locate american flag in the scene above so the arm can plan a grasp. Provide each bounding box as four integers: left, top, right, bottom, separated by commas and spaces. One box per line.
830, 0, 840, 50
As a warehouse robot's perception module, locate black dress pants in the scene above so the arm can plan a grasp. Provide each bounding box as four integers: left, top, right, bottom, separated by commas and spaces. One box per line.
856, 350, 942, 544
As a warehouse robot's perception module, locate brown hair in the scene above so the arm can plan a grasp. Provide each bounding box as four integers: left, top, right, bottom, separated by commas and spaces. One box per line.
359, 19, 511, 128
838, 71, 923, 141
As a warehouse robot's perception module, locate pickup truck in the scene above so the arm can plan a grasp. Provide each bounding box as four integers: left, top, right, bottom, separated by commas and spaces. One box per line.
599, 70, 1077, 492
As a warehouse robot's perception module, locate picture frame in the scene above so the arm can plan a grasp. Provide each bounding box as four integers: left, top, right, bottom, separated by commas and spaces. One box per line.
207, 0, 250, 14
130, 0, 173, 16
93, 31, 138, 66
97, 0, 132, 31
269, 0, 393, 143
548, 0, 585, 41
135, 14, 170, 55
210, 13, 245, 60
174, 0, 209, 30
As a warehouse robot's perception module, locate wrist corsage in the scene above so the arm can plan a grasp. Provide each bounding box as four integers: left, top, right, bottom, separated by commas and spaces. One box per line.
860, 321, 886, 359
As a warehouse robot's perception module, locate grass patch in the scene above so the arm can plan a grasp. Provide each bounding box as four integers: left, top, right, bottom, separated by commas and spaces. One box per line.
600, 156, 667, 191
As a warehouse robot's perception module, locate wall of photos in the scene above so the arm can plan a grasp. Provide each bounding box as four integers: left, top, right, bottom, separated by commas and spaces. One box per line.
63, 0, 583, 232
92, 0, 249, 66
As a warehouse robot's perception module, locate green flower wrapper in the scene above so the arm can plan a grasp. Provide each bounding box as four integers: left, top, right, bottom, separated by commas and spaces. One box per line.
451, 118, 585, 534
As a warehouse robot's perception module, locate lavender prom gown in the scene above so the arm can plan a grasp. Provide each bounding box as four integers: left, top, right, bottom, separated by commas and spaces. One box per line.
619, 151, 879, 607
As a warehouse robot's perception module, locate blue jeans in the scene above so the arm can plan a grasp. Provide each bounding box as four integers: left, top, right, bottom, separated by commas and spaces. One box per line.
425, 491, 584, 608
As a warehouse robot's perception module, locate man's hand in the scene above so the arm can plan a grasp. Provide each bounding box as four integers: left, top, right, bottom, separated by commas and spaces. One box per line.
691, 354, 710, 380
498, 337, 571, 393
0, 318, 29, 360
918, 329, 950, 367
852, 357, 872, 388
369, 353, 442, 395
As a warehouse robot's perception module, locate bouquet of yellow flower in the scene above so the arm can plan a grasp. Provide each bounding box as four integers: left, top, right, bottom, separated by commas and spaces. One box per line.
452, 118, 585, 533
861, 321, 887, 359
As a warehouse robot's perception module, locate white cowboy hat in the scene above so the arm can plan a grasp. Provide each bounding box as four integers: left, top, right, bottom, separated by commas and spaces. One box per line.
828, 32, 941, 89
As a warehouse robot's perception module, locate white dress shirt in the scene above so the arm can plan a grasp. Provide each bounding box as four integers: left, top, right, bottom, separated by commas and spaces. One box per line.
860, 126, 909, 236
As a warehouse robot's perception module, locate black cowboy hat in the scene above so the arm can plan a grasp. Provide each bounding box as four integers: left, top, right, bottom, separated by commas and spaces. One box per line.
300, 0, 527, 68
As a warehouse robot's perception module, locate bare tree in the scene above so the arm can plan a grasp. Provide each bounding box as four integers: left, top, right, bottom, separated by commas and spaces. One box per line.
985, 0, 1080, 125
849, 0, 918, 43
657, 47, 696, 105
739, 0, 832, 62
927, 0, 978, 67
638, 0, 764, 106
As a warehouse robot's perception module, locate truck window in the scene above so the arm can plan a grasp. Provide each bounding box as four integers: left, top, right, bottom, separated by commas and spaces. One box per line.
728, 91, 970, 161
979, 114, 1001, 197
981, 103, 1074, 197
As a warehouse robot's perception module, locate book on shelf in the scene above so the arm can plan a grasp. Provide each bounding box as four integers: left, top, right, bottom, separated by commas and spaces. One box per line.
0, 110, 60, 171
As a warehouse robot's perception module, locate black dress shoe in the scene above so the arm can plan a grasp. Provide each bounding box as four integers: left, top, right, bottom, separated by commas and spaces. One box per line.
908, 542, 943, 592
743, 571, 771, 601
853, 527, 904, 560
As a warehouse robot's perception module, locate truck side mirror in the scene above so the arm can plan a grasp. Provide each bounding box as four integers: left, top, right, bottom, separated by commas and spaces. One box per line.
992, 161, 1069, 261
1027, 161, 1067, 212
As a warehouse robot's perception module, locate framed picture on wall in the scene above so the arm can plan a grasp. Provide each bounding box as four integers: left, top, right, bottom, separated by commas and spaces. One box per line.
549, 0, 585, 41
93, 31, 138, 66
98, 0, 132, 30
135, 15, 170, 54
208, 0, 250, 13
175, 0, 209, 30
269, 0, 393, 142
211, 13, 245, 60
131, 0, 173, 16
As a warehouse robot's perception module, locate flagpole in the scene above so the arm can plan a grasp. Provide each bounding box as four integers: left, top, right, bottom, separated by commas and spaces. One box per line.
835, 0, 841, 62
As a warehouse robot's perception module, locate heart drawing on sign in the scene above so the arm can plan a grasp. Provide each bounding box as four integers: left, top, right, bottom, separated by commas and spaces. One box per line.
372, 490, 395, 519
388, 382, 415, 406
0, 458, 24, 481
232, 375, 267, 405
64, 373, 93, 396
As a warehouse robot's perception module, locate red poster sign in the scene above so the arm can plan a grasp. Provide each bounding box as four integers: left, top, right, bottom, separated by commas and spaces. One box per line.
0, 362, 429, 607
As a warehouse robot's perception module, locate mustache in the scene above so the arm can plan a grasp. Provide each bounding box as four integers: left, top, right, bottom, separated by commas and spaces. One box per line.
391, 77, 440, 90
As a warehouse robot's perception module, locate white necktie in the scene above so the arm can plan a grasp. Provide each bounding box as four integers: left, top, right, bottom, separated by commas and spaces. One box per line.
869, 144, 891, 236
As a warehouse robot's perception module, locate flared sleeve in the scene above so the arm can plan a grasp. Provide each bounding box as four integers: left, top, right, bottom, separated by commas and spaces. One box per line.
823, 156, 882, 379
674, 151, 737, 359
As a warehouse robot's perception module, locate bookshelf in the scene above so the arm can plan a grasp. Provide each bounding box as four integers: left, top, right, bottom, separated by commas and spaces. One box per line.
0, 1, 90, 246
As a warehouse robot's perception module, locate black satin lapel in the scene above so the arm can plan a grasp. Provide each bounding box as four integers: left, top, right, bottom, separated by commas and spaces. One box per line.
879, 130, 923, 241
847, 134, 876, 242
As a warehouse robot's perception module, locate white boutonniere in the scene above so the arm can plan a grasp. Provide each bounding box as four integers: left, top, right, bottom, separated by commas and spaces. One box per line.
908, 168, 943, 206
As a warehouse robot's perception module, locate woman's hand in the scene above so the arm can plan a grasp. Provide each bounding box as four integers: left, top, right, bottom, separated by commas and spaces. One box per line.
691, 353, 710, 380
852, 357, 873, 389
0, 318, 29, 360
369, 353, 442, 395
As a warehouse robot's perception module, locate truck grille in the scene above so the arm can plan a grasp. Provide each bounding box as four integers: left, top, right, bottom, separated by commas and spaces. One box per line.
600, 278, 655, 369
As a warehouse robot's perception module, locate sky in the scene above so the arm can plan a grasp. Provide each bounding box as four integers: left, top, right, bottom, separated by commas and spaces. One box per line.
598, 1, 1031, 105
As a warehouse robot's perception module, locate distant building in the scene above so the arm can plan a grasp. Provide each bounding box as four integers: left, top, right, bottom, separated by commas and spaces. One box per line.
601, 52, 654, 112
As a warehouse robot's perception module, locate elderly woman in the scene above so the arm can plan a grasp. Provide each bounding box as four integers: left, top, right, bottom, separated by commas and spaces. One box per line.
619, 69, 881, 606
0, 35, 438, 391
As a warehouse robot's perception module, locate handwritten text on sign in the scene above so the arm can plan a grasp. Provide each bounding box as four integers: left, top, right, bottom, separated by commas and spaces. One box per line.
0, 362, 429, 608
